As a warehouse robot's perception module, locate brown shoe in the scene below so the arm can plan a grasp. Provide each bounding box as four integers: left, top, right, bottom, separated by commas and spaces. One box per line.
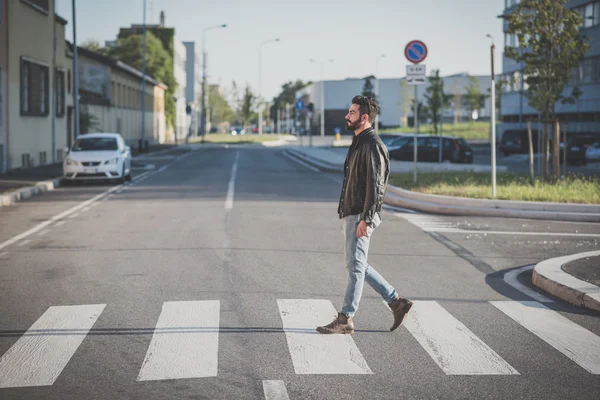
316, 312, 354, 334
388, 296, 413, 331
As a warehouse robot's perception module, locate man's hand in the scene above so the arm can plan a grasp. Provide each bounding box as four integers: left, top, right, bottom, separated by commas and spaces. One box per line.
356, 220, 369, 238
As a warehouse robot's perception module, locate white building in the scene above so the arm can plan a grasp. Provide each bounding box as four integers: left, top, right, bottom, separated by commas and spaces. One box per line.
183, 41, 201, 136
297, 73, 492, 135
173, 38, 187, 141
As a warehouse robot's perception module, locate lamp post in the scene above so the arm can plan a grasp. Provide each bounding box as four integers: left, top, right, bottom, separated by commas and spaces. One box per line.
201, 24, 227, 139
487, 33, 497, 198
310, 58, 333, 137
258, 38, 280, 135
375, 54, 385, 131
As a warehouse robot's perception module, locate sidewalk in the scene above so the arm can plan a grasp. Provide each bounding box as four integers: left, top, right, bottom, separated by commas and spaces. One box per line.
533, 251, 600, 312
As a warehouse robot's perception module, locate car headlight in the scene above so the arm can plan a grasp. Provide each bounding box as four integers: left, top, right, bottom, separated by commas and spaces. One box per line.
65, 158, 79, 166
104, 157, 120, 165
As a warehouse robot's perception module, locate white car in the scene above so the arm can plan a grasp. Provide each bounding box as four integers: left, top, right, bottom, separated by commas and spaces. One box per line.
63, 133, 132, 183
586, 142, 600, 162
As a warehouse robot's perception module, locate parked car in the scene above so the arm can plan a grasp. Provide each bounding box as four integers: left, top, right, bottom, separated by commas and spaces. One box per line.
567, 133, 600, 165
586, 141, 600, 162
499, 129, 541, 156
379, 133, 408, 148
231, 126, 245, 135
63, 133, 132, 183
387, 135, 473, 163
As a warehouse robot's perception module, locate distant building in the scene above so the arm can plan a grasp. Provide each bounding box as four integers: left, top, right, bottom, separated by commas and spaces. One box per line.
183, 41, 201, 136
73, 46, 167, 146
501, 0, 600, 134
116, 11, 187, 142
0, 0, 74, 171
296, 74, 492, 136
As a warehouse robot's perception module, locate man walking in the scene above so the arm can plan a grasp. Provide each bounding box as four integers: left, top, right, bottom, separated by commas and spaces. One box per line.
317, 95, 412, 335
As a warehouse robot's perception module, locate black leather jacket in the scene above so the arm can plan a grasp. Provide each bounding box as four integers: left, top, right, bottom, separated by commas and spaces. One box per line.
337, 127, 390, 224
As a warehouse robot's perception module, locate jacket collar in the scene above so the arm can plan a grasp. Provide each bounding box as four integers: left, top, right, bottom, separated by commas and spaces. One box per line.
352, 127, 374, 146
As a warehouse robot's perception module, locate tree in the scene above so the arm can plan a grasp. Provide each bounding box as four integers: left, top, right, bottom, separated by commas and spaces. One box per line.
465, 76, 486, 118
399, 80, 413, 127
271, 80, 309, 122
108, 31, 177, 131
503, 0, 590, 180
410, 99, 427, 126
424, 70, 449, 133
80, 39, 109, 56
362, 76, 376, 99
209, 86, 233, 126
241, 85, 255, 127
487, 79, 506, 121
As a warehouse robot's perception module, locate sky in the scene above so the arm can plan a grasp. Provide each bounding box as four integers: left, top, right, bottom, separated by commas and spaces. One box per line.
56, 0, 505, 101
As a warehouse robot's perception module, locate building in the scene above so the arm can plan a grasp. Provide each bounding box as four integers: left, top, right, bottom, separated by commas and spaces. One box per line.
0, 0, 74, 172
501, 0, 600, 134
74, 46, 167, 147
117, 11, 187, 142
296, 74, 492, 136
183, 41, 201, 136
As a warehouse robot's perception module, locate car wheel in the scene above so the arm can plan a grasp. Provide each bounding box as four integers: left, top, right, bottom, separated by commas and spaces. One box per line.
119, 166, 126, 184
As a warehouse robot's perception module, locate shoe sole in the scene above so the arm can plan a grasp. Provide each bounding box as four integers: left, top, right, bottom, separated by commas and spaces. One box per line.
316, 328, 354, 334
390, 301, 413, 332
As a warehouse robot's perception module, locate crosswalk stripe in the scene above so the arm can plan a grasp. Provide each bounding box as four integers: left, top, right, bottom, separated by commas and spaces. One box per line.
263, 380, 290, 400
490, 300, 600, 374
0, 304, 106, 388
277, 299, 372, 375
403, 301, 519, 375
137, 301, 220, 381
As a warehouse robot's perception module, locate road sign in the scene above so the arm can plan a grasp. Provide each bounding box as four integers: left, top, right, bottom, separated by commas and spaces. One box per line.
407, 64, 426, 85
295, 99, 305, 110
405, 40, 428, 64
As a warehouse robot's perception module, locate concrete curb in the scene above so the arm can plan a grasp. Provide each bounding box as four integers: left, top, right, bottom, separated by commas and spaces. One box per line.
533, 251, 600, 312
1, 177, 63, 207
286, 148, 600, 222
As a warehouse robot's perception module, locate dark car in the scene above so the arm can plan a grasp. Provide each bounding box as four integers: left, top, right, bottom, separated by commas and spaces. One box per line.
499, 129, 540, 156
379, 133, 408, 147
387, 135, 473, 163
566, 133, 600, 165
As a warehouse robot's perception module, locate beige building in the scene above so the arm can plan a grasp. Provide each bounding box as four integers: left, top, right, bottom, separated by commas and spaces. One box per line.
76, 47, 167, 148
0, 0, 74, 172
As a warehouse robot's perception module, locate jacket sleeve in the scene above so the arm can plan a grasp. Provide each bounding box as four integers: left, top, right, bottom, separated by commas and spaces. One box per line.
362, 143, 388, 224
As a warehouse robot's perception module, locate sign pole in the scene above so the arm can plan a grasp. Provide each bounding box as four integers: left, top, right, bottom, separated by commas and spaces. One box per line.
414, 84, 418, 184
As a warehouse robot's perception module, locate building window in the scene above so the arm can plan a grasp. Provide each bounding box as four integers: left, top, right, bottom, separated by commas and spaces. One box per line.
592, 56, 600, 83
67, 69, 71, 94
21, 58, 50, 117
56, 69, 65, 117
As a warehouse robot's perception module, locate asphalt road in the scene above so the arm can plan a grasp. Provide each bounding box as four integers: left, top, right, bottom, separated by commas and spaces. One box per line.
0, 145, 599, 400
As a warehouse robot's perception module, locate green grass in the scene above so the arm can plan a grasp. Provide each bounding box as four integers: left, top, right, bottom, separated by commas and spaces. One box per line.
388, 172, 600, 204
188, 134, 287, 144
380, 121, 490, 140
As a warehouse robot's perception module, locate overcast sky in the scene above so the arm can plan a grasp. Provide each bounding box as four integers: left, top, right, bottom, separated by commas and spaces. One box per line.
57, 0, 505, 101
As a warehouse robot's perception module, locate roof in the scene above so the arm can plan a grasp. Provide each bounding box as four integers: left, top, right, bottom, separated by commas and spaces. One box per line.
67, 43, 168, 90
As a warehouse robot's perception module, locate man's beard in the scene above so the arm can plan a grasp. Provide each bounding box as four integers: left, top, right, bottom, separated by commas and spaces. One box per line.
345, 118, 361, 132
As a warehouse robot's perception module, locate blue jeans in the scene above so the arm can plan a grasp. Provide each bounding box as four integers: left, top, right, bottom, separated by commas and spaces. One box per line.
342, 213, 398, 318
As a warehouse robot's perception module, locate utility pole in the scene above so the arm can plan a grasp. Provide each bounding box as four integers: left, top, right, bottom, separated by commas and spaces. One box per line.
141, 0, 147, 151
72, 0, 80, 139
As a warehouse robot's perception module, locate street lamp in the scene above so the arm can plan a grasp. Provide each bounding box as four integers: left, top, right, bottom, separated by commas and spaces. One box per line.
258, 38, 280, 135
201, 23, 227, 139
487, 33, 497, 198
375, 53, 386, 131
310, 58, 333, 137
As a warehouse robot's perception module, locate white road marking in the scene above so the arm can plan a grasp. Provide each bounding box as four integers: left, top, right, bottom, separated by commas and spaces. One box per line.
503, 265, 553, 303
17, 239, 31, 247
0, 151, 194, 253
263, 380, 290, 400
491, 300, 600, 374
277, 299, 372, 375
69, 213, 80, 219
132, 171, 151, 182
0, 304, 106, 388
38, 229, 50, 236
54, 221, 66, 227
81, 207, 91, 212
225, 152, 240, 210
403, 301, 519, 375
395, 213, 600, 238
137, 300, 220, 381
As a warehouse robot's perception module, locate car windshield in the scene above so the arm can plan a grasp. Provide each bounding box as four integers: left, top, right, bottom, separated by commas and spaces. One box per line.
382, 136, 402, 146
72, 137, 118, 151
